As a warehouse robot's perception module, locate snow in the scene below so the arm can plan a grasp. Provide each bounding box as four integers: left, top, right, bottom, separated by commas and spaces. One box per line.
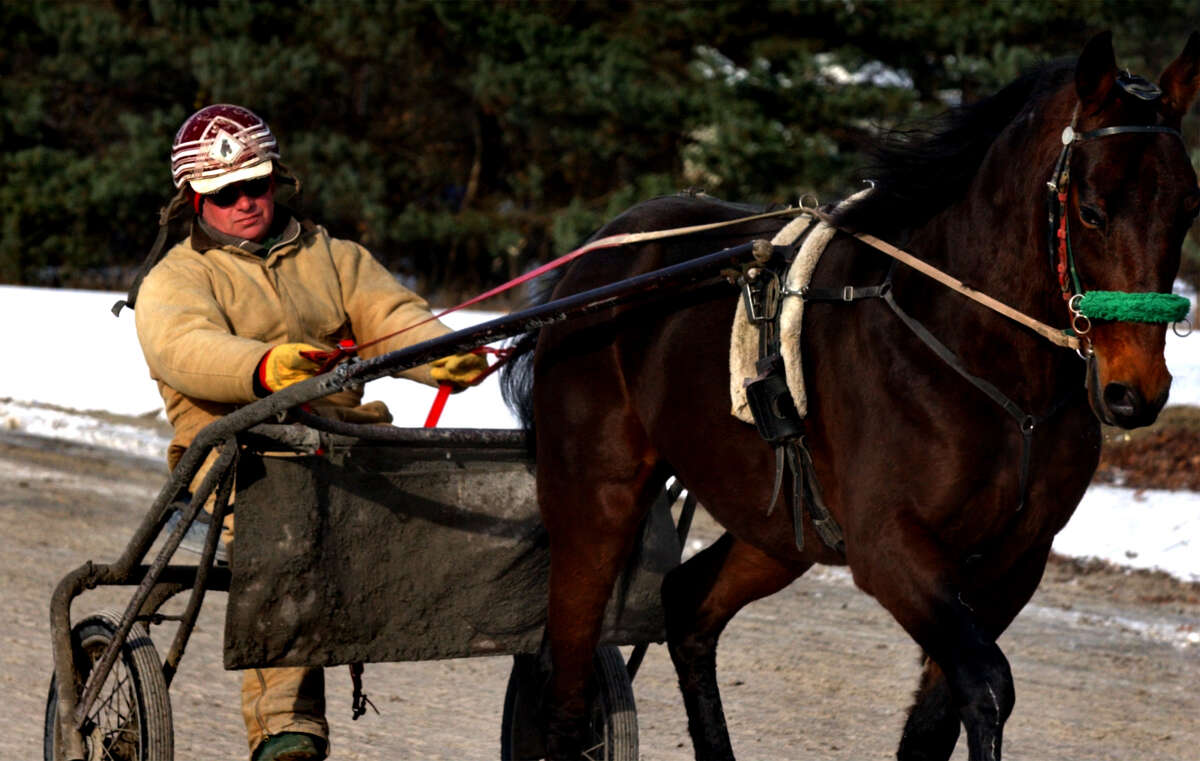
1, 284, 1198, 583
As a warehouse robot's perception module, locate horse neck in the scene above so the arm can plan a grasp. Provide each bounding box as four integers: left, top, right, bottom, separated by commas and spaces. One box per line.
895, 89, 1083, 386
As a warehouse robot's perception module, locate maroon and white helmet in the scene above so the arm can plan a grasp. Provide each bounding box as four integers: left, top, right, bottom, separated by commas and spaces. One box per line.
171, 104, 280, 193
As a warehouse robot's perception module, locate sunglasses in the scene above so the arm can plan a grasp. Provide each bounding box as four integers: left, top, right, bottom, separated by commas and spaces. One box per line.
203, 177, 273, 207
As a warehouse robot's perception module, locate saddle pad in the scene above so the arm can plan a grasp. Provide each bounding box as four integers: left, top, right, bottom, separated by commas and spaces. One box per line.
729, 215, 830, 422
730, 191, 870, 423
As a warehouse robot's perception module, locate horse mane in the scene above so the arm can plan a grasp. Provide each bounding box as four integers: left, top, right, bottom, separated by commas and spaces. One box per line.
833, 60, 1074, 239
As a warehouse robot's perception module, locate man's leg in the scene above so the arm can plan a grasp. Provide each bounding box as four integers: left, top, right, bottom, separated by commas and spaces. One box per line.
242, 666, 329, 759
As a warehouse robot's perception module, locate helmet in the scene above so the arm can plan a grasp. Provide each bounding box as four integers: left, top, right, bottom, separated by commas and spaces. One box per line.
171, 104, 280, 193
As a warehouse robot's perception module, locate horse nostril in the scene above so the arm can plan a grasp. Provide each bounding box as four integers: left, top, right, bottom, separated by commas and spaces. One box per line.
1102, 382, 1142, 420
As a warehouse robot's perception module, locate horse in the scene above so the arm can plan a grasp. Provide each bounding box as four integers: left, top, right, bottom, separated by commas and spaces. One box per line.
500, 31, 1200, 761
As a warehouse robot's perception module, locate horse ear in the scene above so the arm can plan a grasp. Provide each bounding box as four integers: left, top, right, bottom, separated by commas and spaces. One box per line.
1159, 31, 1200, 120
1076, 31, 1117, 112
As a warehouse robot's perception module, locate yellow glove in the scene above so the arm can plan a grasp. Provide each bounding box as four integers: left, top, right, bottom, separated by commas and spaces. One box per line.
430, 351, 489, 389
257, 342, 324, 393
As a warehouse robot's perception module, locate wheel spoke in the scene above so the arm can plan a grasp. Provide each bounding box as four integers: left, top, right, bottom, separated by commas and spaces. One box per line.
85, 660, 140, 761
583, 705, 609, 761
582, 741, 606, 761
90, 669, 131, 718
50, 616, 168, 761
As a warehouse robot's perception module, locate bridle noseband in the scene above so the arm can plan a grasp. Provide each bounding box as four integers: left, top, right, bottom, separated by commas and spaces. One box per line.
1045, 73, 1189, 356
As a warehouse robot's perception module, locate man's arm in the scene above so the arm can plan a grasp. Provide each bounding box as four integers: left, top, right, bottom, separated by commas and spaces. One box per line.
134, 261, 268, 402
331, 238, 455, 386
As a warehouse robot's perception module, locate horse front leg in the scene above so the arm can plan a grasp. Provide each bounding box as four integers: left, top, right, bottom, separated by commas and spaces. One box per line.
863, 520, 1015, 761
663, 532, 803, 761
895, 540, 1056, 761
895, 541, 1055, 761
938, 632, 1012, 761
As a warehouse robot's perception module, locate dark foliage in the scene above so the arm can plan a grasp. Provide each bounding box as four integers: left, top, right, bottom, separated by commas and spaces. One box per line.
2, 1, 1196, 299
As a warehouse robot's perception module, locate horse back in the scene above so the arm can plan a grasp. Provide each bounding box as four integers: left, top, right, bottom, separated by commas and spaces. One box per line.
552, 193, 790, 294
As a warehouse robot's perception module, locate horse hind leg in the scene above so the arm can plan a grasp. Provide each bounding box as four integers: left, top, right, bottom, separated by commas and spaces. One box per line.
897, 656, 961, 761
664, 532, 804, 761
540, 457, 664, 759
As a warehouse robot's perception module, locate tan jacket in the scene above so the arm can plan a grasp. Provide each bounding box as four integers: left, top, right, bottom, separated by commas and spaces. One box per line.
136, 216, 451, 470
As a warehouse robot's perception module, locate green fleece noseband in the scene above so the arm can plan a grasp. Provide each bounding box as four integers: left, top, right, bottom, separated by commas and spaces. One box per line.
1077, 291, 1192, 323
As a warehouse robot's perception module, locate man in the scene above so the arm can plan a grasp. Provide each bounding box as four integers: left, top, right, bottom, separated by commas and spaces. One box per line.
133, 104, 487, 761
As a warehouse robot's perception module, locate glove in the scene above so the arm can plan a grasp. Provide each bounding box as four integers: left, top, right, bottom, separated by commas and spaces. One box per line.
430, 351, 489, 389
257, 342, 324, 393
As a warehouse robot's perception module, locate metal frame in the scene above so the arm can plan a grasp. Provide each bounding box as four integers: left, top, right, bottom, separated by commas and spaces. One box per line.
48, 242, 754, 760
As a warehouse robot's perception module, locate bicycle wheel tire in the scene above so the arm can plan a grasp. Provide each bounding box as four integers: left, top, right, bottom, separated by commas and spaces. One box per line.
44, 609, 173, 761
584, 646, 638, 761
501, 645, 637, 761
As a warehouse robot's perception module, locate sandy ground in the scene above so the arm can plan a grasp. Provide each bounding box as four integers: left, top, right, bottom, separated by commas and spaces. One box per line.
3, 430, 1198, 761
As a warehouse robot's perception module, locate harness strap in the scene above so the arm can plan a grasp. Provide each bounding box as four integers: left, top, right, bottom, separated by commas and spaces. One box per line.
806, 209, 1082, 352
111, 187, 191, 316
788, 438, 846, 553
1076, 124, 1183, 141
767, 446, 785, 516
881, 288, 1029, 424
877, 286, 1076, 510
740, 235, 847, 552
801, 283, 890, 303
349, 662, 378, 720
350, 206, 811, 355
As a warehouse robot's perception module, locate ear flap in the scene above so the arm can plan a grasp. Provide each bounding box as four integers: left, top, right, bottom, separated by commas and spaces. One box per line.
1159, 30, 1200, 120
1076, 31, 1118, 112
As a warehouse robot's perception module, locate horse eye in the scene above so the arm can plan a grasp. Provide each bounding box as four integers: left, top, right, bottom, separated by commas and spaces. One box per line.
1078, 204, 1106, 229
1185, 192, 1200, 218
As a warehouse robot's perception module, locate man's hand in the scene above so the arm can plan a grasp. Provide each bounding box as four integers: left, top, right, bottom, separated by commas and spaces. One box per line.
257, 343, 324, 394
430, 351, 489, 389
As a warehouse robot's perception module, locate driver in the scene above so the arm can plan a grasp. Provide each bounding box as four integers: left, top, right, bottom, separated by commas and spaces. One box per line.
130, 104, 487, 761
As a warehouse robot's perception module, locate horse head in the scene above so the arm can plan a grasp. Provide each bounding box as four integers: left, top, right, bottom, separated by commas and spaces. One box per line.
1064, 31, 1200, 428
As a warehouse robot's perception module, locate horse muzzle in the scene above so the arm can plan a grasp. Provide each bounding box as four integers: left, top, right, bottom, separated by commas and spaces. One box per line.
1084, 324, 1172, 429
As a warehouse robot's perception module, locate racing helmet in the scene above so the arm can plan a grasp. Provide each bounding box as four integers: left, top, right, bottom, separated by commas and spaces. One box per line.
171, 104, 280, 194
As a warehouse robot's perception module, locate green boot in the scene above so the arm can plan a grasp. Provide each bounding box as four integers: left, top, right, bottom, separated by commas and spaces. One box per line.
251, 732, 327, 761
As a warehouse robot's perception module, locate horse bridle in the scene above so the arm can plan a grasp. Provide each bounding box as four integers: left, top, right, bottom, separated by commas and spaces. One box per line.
1045, 72, 1186, 356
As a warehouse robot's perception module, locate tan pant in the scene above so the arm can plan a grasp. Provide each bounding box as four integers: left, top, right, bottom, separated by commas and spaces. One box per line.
223, 500, 327, 756
193, 438, 384, 757
241, 666, 329, 755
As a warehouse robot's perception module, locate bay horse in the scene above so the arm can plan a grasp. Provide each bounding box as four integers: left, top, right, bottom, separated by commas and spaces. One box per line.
502, 31, 1200, 761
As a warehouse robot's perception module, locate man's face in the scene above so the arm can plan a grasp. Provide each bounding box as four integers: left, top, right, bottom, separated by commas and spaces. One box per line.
198, 177, 275, 241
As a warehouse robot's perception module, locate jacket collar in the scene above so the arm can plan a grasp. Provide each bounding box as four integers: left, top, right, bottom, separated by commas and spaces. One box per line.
191, 211, 302, 256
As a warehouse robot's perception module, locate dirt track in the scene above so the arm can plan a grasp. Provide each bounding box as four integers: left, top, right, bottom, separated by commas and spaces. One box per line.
3, 430, 1198, 761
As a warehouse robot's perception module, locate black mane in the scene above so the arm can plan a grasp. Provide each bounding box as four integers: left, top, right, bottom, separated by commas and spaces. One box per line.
833, 60, 1074, 239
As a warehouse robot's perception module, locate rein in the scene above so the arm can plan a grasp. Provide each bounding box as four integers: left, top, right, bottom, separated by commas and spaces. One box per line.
310, 205, 812, 372
805, 208, 1085, 351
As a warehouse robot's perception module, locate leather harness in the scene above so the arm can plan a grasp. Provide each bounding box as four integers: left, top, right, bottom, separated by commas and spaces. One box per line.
740, 239, 846, 554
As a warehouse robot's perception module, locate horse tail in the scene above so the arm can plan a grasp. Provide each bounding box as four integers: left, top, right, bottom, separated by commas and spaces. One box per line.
499, 257, 575, 450
499, 328, 539, 434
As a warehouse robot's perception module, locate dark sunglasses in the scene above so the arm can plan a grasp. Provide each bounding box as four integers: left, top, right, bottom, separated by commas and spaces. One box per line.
203, 176, 273, 207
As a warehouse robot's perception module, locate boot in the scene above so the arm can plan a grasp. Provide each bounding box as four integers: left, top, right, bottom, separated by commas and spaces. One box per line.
251, 732, 327, 761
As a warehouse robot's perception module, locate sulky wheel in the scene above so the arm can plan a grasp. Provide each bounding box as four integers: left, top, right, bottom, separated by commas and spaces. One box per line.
44, 609, 173, 761
501, 645, 638, 761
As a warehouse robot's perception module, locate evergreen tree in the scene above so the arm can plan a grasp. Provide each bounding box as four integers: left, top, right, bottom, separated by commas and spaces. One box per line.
2, 0, 1195, 296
